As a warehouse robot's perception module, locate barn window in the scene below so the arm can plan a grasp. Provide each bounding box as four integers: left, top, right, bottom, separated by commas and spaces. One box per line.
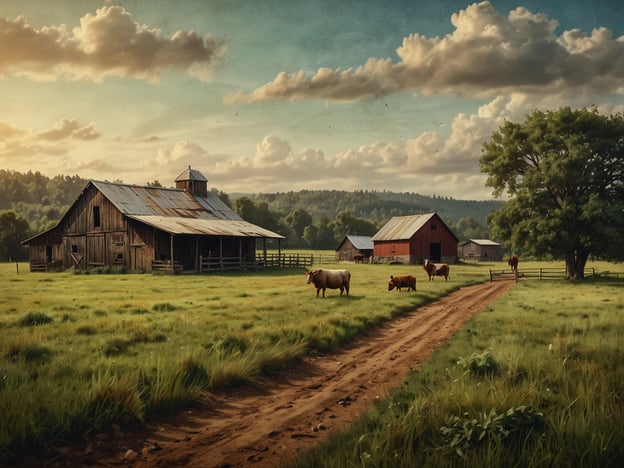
93, 206, 101, 227
431, 223, 437, 231
71, 245, 78, 253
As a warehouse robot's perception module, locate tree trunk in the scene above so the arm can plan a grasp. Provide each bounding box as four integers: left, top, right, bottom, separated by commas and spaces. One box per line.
565, 249, 589, 280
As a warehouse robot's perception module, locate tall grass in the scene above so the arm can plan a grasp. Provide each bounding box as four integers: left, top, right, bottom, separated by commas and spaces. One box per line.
0, 259, 481, 462
290, 273, 624, 467
2, 259, 620, 465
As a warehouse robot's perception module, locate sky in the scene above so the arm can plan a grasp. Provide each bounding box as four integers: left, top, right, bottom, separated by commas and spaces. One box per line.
0, 1, 623, 200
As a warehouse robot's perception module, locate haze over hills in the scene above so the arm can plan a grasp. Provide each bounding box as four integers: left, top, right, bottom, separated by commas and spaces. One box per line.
233, 190, 503, 231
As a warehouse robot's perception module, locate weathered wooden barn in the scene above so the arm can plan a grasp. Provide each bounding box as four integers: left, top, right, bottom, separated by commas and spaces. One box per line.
336, 235, 373, 262
457, 239, 502, 262
372, 213, 458, 264
22, 167, 284, 273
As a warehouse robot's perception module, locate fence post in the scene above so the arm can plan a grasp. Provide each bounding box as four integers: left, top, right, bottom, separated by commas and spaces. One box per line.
489, 268, 492, 282
539, 268, 542, 280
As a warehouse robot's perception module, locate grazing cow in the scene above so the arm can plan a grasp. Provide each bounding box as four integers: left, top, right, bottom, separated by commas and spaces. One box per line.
423, 259, 450, 282
305, 269, 351, 298
508, 255, 519, 273
388, 275, 417, 292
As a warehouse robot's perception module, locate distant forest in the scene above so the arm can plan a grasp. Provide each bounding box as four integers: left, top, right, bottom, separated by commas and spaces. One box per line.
0, 170, 504, 259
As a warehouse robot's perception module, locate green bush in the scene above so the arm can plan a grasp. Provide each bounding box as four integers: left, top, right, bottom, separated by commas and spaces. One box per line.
457, 349, 499, 376
440, 406, 545, 457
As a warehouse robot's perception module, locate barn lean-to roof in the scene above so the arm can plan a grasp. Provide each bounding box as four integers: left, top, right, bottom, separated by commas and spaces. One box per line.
372, 213, 458, 242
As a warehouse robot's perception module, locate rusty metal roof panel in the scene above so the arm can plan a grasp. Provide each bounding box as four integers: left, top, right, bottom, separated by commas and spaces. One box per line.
372, 213, 435, 241
92, 180, 241, 220
128, 215, 284, 239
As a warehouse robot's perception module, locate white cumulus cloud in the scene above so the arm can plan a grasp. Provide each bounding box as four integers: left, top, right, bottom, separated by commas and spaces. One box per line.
225, 1, 624, 103
0, 6, 225, 82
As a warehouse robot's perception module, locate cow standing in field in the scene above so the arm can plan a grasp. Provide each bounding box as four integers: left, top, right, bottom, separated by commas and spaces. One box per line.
423, 259, 450, 282
508, 255, 519, 273
388, 275, 417, 292
305, 269, 351, 298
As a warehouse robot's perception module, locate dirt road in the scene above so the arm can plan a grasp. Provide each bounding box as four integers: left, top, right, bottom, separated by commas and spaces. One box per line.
26, 280, 514, 468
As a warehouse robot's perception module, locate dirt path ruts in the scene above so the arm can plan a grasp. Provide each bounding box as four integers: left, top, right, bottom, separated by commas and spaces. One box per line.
27, 280, 515, 468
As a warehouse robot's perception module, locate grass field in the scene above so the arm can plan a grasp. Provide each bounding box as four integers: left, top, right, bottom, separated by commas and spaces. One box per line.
0, 258, 483, 461
1, 258, 622, 465
291, 261, 624, 467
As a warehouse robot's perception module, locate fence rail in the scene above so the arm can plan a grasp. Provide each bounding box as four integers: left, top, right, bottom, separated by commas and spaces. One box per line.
489, 266, 596, 281
198, 253, 336, 273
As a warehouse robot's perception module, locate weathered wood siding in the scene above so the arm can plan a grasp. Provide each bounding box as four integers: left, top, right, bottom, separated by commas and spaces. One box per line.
458, 242, 502, 262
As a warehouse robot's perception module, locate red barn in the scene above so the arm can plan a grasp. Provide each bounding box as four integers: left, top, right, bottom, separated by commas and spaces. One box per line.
372, 213, 458, 264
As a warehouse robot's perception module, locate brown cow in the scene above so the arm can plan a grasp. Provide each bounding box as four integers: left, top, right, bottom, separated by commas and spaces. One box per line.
423, 259, 450, 281
508, 255, 519, 273
388, 275, 417, 292
305, 269, 351, 298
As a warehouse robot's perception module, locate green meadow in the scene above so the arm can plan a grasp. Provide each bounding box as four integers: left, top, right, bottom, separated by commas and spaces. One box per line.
1, 258, 622, 467
0, 258, 480, 462
291, 262, 624, 467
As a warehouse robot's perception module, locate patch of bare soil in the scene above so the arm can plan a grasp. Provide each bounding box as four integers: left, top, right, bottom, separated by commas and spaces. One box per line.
18, 280, 514, 468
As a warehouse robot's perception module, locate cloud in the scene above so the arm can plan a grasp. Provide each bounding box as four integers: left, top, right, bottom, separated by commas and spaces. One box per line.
225, 1, 624, 103
139, 113, 499, 198
0, 6, 225, 82
35, 118, 100, 141
0, 118, 100, 160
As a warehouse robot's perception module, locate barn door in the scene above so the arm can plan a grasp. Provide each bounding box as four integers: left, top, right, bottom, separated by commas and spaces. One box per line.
87, 233, 105, 268
429, 242, 441, 262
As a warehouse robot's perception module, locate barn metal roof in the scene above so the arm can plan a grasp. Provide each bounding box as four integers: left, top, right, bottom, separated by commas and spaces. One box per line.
372, 213, 437, 241
460, 239, 500, 246
341, 235, 373, 250
175, 166, 207, 182
92, 180, 237, 220
92, 180, 283, 238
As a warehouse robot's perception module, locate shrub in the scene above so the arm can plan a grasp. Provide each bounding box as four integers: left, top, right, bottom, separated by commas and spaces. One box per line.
19, 344, 53, 363
152, 303, 177, 312
457, 349, 499, 377
103, 338, 130, 356
76, 325, 98, 335
440, 406, 545, 457
18, 312, 53, 327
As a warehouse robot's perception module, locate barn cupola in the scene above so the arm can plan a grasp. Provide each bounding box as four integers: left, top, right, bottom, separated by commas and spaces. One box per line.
175, 166, 208, 198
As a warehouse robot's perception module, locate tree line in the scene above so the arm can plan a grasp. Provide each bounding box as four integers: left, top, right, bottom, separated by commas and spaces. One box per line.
0, 169, 500, 261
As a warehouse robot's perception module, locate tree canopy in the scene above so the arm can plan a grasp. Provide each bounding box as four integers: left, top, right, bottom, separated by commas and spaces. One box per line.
0, 169, 501, 255
480, 107, 624, 279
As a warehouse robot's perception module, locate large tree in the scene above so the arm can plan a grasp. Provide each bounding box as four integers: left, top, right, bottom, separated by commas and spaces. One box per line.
480, 107, 624, 280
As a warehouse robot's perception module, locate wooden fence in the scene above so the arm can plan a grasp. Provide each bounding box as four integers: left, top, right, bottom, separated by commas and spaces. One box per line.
199, 253, 337, 273
489, 266, 596, 281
